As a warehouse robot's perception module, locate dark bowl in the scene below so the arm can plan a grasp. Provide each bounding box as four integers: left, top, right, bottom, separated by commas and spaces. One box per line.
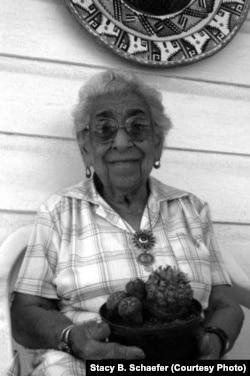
100, 299, 203, 360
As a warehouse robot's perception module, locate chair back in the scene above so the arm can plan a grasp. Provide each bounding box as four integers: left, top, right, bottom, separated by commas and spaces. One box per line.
0, 225, 32, 373
220, 248, 250, 309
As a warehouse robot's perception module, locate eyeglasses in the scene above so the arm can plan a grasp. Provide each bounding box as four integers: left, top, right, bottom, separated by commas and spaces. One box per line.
84, 116, 153, 143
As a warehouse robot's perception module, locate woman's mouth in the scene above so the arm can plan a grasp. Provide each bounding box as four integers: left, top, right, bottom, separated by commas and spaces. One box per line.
108, 159, 140, 172
111, 159, 138, 166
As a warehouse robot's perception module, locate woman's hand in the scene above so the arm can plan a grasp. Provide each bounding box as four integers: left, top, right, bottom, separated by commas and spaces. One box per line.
197, 285, 244, 360
197, 332, 221, 360
69, 320, 145, 360
11, 293, 145, 359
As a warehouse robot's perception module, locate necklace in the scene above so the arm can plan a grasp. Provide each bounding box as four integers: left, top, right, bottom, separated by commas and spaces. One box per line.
132, 203, 156, 267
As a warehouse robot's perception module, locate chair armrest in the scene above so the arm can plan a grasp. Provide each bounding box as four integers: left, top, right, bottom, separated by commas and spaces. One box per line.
0, 225, 32, 372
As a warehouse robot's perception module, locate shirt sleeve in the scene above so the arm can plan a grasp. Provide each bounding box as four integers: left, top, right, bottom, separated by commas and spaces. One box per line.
199, 202, 231, 287
14, 203, 61, 299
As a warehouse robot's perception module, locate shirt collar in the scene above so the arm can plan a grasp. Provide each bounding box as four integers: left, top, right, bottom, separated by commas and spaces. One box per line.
61, 177, 190, 232
61, 178, 101, 205
62, 176, 189, 205
148, 177, 189, 203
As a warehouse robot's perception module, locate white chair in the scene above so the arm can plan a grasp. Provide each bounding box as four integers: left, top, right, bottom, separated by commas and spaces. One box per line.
0, 225, 249, 374
220, 249, 250, 309
0, 225, 32, 375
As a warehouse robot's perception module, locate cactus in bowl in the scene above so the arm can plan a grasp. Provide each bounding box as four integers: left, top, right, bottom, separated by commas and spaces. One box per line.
106, 265, 202, 326
101, 265, 203, 360
105, 265, 199, 326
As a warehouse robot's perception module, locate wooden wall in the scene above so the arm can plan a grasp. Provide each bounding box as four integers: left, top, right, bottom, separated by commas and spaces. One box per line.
0, 0, 249, 361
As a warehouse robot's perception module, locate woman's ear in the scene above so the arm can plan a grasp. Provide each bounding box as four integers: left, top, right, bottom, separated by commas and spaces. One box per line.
154, 131, 164, 158
77, 132, 92, 166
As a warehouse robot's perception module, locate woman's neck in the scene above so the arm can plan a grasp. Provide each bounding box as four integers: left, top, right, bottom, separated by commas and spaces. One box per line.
94, 174, 149, 228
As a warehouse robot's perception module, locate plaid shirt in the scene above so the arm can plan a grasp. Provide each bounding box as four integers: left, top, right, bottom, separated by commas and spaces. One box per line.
12, 177, 230, 375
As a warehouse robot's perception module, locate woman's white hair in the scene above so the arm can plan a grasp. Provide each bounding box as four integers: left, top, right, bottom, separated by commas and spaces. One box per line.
73, 70, 172, 146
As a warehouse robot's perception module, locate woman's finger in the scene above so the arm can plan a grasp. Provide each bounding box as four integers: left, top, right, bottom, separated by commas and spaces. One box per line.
89, 341, 145, 360
83, 321, 111, 341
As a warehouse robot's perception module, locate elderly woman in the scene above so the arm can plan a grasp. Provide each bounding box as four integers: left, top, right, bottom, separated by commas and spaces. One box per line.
11, 70, 243, 375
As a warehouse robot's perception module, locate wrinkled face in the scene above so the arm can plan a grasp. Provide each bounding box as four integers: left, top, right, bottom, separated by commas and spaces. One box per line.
82, 92, 162, 194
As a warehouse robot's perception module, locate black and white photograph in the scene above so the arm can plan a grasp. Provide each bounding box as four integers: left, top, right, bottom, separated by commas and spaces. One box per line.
0, 1, 250, 375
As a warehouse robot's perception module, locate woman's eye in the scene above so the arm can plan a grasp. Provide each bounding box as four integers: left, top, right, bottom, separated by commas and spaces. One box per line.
133, 123, 143, 130
132, 122, 148, 132
96, 123, 113, 133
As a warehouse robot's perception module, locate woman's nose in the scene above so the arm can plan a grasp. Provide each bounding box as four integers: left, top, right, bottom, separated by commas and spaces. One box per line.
112, 127, 132, 150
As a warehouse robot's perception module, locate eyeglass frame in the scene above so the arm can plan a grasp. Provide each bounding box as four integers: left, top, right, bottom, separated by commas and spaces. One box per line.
82, 116, 155, 144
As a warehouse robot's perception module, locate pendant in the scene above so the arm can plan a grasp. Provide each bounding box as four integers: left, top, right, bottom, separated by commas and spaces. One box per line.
132, 230, 156, 267
137, 252, 155, 266
132, 230, 156, 251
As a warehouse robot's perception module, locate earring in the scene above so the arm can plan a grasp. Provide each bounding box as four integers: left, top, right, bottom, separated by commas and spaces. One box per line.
154, 160, 161, 169
86, 166, 92, 178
